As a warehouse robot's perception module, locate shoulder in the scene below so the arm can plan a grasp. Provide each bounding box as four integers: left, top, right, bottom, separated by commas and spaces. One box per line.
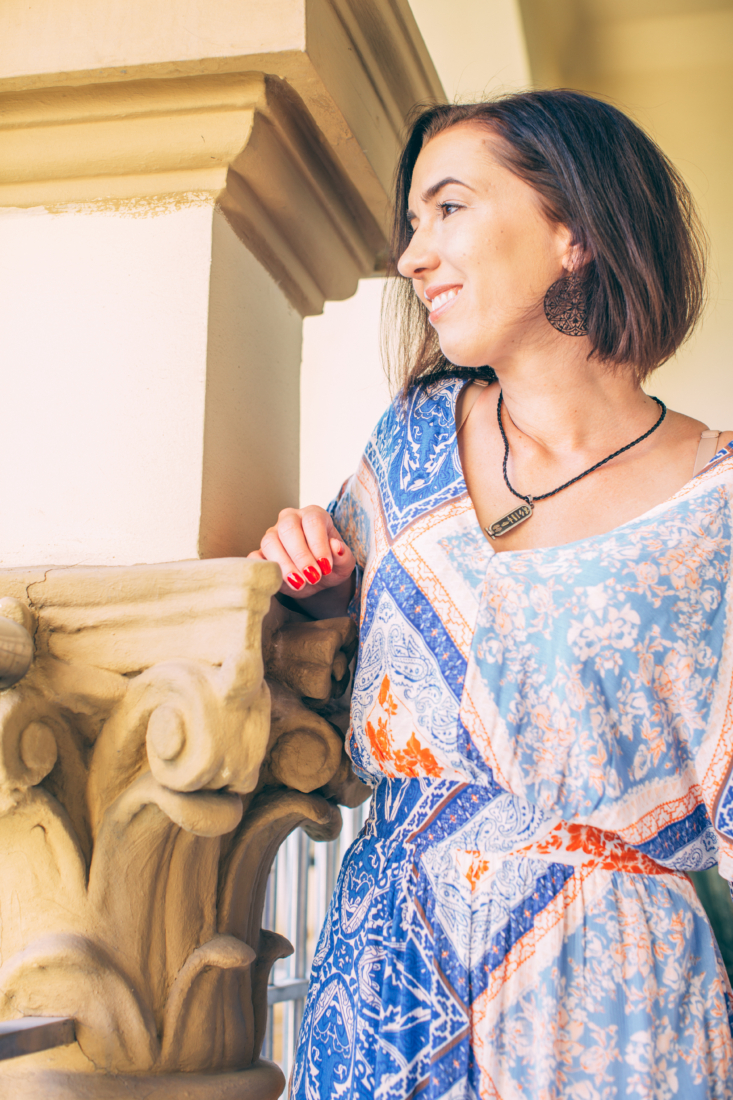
657, 408, 733, 477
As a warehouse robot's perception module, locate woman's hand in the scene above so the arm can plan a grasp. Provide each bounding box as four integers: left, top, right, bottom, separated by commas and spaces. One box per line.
248, 505, 356, 599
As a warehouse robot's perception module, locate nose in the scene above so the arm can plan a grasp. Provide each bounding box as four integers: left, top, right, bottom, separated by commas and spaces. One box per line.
396, 227, 438, 282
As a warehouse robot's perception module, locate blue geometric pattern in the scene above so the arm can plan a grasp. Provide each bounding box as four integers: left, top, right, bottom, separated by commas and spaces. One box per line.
364, 383, 465, 540
292, 380, 733, 1099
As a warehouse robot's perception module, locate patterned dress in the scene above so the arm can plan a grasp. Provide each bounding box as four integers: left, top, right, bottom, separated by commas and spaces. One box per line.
290, 379, 733, 1100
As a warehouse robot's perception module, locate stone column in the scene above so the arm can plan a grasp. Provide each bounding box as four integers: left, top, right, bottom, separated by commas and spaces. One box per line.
0, 0, 442, 565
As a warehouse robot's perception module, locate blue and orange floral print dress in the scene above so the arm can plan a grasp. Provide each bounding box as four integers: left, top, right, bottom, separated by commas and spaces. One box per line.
290, 379, 733, 1100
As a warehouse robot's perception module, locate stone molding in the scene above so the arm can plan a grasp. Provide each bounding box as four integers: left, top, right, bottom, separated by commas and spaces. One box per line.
0, 0, 444, 313
0, 558, 368, 1097
0, 73, 380, 314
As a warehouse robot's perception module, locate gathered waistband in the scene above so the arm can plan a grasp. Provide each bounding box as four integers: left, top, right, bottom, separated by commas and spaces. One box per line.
366, 778, 675, 878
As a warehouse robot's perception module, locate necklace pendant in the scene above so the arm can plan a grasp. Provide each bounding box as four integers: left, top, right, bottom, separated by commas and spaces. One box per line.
485, 499, 534, 540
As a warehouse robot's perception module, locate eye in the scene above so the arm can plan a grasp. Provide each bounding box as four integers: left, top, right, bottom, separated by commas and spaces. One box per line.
439, 201, 463, 218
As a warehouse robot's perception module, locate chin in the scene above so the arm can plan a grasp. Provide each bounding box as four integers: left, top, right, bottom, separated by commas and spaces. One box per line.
439, 344, 493, 369
436, 327, 494, 368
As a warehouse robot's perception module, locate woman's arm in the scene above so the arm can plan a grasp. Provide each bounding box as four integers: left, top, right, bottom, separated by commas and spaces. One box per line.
248, 504, 357, 620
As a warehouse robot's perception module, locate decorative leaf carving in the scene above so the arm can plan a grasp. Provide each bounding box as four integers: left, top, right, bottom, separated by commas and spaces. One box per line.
0, 933, 159, 1072
159, 935, 256, 1072
0, 561, 365, 1085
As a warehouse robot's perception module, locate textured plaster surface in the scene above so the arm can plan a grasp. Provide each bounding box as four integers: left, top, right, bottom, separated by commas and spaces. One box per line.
1, 0, 306, 82
200, 211, 302, 558
0, 202, 213, 567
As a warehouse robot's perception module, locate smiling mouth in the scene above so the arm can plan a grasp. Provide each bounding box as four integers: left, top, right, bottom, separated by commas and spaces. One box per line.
428, 287, 462, 314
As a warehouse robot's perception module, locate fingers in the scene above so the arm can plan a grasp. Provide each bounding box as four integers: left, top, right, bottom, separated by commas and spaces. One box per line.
276, 508, 324, 590
300, 506, 336, 578
260, 523, 309, 593
257, 507, 355, 596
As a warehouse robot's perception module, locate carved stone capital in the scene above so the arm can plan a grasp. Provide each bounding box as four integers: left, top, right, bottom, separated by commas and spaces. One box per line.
0, 558, 367, 1098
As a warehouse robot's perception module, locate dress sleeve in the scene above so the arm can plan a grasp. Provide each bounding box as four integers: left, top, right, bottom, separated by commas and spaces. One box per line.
325, 396, 401, 625
327, 473, 368, 627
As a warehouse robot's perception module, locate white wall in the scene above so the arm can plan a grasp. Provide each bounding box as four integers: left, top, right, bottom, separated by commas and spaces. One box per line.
299, 0, 530, 508
299, 279, 389, 507
0, 201, 213, 566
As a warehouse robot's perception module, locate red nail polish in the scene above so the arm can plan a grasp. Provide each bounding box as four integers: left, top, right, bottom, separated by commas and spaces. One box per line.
287, 572, 305, 590
336, 547, 345, 556
303, 566, 320, 584
318, 557, 332, 576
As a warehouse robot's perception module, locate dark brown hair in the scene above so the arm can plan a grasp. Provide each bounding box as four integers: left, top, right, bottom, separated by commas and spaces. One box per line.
382, 90, 706, 392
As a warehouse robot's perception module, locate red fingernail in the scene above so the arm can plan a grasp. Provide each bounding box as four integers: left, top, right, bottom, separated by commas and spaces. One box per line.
287, 573, 305, 590
318, 557, 332, 576
303, 566, 320, 584
336, 547, 345, 556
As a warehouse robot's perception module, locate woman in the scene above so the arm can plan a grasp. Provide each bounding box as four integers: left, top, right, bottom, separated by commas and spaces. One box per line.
252, 91, 733, 1098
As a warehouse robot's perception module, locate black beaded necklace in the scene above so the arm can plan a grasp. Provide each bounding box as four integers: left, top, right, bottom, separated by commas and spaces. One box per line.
485, 391, 667, 540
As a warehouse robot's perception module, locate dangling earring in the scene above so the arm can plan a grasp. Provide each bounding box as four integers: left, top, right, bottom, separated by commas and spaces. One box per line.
544, 272, 588, 337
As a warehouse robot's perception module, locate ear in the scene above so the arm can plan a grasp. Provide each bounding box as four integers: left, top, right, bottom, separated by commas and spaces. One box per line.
565, 236, 592, 274
553, 223, 584, 274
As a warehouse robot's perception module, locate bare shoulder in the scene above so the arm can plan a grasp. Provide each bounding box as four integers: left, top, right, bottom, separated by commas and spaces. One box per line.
663, 409, 733, 446
662, 408, 708, 436
665, 405, 732, 437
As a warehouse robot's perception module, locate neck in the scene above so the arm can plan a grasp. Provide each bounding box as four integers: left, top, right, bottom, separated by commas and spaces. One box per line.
491, 341, 653, 455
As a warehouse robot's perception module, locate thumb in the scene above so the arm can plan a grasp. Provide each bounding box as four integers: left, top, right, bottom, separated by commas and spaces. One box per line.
328, 535, 356, 579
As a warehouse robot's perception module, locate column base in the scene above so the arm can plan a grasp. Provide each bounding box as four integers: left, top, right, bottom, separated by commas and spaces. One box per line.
0, 1044, 285, 1100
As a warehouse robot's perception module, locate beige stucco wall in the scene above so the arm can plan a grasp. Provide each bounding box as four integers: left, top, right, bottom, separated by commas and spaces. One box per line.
0, 200, 301, 566
1, 0, 305, 83
200, 210, 302, 559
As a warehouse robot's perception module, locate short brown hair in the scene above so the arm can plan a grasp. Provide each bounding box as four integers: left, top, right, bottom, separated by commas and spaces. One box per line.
383, 90, 707, 392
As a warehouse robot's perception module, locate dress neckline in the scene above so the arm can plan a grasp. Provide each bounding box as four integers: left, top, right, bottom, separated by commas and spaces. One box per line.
447, 377, 733, 558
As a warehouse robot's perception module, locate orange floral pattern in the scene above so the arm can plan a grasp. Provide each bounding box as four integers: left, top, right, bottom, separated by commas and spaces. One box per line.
365, 676, 443, 779
458, 822, 666, 893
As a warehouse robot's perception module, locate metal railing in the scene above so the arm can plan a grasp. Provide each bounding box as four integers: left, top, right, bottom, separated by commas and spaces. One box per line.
263, 799, 371, 1080
0, 1016, 75, 1062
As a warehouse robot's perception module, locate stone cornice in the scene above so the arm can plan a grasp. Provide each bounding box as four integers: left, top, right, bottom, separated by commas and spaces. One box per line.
0, 72, 385, 312
0, 0, 444, 311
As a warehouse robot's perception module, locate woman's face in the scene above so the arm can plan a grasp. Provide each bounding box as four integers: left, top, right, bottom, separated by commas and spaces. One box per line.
398, 123, 574, 368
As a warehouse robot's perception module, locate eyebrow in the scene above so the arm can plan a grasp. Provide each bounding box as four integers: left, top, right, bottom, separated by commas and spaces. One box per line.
405, 177, 475, 220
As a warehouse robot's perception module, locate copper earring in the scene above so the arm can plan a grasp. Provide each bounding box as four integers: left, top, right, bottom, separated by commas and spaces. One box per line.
544, 272, 588, 337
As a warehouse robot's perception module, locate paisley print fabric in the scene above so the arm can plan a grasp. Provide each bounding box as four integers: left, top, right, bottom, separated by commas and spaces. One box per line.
290, 379, 733, 1099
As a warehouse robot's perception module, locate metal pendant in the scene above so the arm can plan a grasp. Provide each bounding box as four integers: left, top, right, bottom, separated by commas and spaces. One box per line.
485, 500, 533, 540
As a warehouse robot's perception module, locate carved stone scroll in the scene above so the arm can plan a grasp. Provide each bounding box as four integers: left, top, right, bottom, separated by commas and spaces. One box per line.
0, 559, 368, 1098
